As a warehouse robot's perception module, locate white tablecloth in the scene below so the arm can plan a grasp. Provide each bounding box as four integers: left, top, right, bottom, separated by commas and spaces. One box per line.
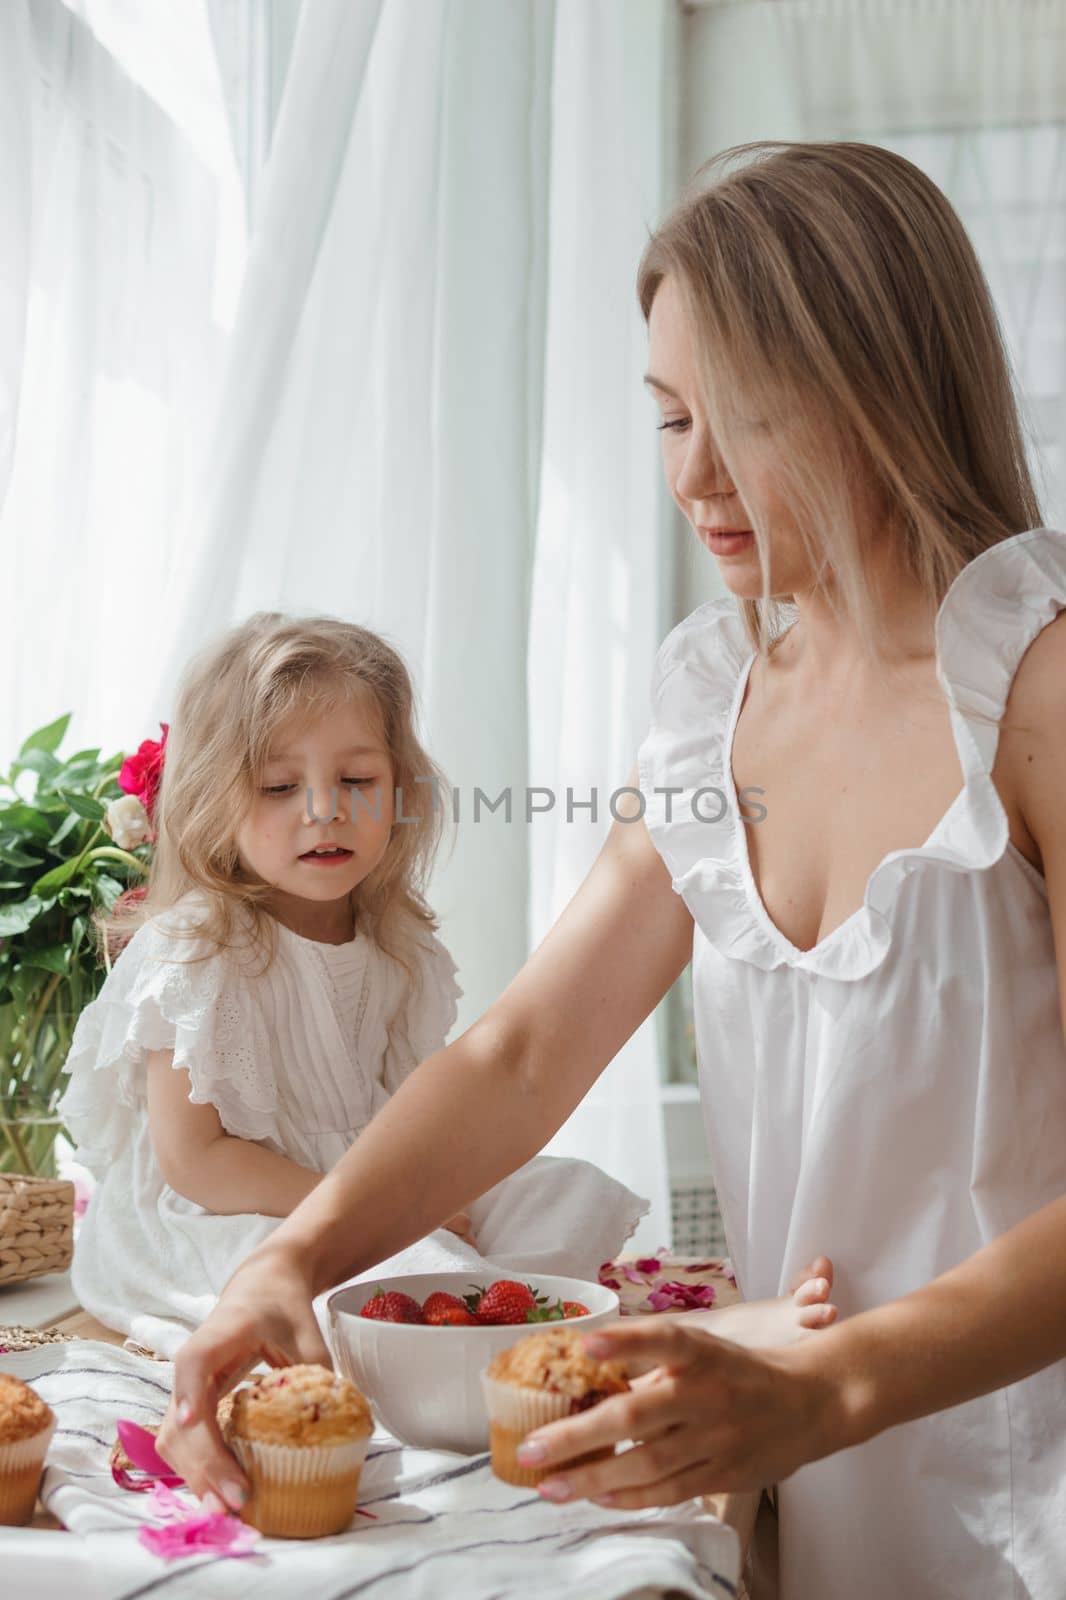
0, 1341, 740, 1600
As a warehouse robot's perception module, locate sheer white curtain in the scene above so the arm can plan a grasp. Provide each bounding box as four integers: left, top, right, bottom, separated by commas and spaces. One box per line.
530, 0, 678, 1246
141, 0, 676, 1249
0, 0, 244, 762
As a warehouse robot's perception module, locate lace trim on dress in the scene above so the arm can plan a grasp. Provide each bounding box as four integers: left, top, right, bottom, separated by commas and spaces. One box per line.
637, 527, 1066, 982
60, 908, 278, 1170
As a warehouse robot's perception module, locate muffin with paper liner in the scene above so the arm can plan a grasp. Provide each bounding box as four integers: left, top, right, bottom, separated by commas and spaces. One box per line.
0, 1372, 56, 1525
480, 1326, 630, 1487
221, 1364, 373, 1538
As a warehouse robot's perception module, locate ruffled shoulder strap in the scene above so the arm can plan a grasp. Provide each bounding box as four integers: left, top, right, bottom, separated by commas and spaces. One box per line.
934, 525, 1066, 776
636, 595, 751, 902
375, 915, 463, 1095
59, 895, 278, 1170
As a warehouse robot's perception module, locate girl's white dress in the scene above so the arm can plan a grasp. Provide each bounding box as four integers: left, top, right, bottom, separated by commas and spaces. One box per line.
637, 525, 1066, 1600
60, 899, 648, 1358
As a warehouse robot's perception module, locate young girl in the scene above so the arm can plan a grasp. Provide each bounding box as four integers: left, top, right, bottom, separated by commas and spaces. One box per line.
59, 614, 658, 1356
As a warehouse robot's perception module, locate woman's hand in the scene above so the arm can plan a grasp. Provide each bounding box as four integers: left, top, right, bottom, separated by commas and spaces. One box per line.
511, 1317, 847, 1509
155, 1246, 330, 1510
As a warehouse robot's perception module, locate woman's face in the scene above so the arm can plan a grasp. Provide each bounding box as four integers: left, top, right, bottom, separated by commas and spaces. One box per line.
235, 692, 395, 934
645, 274, 818, 601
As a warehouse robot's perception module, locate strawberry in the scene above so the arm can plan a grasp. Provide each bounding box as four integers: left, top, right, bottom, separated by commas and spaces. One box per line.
433, 1305, 479, 1326
468, 1278, 539, 1326
423, 1292, 478, 1326
562, 1301, 590, 1318
358, 1287, 426, 1324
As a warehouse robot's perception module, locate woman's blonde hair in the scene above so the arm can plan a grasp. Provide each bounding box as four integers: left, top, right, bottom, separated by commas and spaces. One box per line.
637, 140, 1044, 675
98, 613, 448, 977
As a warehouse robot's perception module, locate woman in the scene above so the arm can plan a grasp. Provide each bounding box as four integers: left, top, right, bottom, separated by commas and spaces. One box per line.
157, 142, 1066, 1599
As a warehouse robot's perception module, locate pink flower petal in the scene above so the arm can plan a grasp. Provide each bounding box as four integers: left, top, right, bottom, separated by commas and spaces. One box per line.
137, 1484, 260, 1562
634, 1257, 663, 1275
599, 1277, 622, 1290
681, 1261, 723, 1274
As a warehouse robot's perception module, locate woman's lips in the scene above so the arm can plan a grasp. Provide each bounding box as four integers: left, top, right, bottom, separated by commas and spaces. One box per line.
699, 527, 754, 555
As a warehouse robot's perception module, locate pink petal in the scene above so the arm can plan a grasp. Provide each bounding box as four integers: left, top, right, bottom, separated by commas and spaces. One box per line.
681, 1261, 722, 1273
634, 1257, 663, 1275
117, 1420, 174, 1477
599, 1277, 622, 1290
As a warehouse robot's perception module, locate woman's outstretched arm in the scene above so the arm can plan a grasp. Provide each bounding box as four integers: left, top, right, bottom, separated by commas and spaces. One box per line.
157, 772, 694, 1503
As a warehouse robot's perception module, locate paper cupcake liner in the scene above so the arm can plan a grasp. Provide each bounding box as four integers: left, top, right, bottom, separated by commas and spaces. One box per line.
0, 1419, 56, 1527
480, 1374, 612, 1488
230, 1433, 370, 1539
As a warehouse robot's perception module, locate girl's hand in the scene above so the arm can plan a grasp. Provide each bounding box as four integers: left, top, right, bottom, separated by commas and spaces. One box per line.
443, 1210, 477, 1247
511, 1317, 848, 1509
155, 1246, 330, 1510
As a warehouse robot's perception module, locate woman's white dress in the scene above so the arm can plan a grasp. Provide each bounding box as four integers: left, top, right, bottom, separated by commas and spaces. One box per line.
637, 525, 1066, 1600
60, 899, 648, 1357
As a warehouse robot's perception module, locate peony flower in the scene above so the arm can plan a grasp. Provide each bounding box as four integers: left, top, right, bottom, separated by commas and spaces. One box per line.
118, 723, 168, 824
104, 794, 152, 850
137, 1483, 259, 1561
646, 1280, 718, 1313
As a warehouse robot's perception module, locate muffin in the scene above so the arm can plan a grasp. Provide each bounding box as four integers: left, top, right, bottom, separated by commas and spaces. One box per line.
0, 1372, 56, 1525
480, 1326, 629, 1487
222, 1364, 373, 1538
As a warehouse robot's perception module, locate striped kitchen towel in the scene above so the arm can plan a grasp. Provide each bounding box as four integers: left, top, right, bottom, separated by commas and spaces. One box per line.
0, 1340, 740, 1600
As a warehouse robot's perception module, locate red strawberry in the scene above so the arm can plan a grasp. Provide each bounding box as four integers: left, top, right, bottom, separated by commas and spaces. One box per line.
423, 1292, 478, 1326
358, 1287, 426, 1324
434, 1305, 479, 1326
471, 1279, 539, 1326
562, 1301, 590, 1319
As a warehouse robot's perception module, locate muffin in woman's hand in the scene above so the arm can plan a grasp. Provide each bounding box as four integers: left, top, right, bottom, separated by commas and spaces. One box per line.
0, 1372, 56, 1525
481, 1326, 630, 1487
222, 1364, 373, 1538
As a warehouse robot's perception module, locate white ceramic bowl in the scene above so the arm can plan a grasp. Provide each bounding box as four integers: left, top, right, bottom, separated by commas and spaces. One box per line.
327, 1270, 620, 1454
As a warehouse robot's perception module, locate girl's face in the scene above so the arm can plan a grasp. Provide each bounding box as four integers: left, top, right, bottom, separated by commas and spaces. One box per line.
645, 274, 819, 602
236, 692, 395, 938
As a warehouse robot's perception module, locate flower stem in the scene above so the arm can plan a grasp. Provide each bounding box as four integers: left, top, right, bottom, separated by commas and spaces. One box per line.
83, 846, 150, 876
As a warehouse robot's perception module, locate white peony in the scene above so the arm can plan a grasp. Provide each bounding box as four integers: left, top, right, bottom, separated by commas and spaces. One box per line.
104, 793, 152, 850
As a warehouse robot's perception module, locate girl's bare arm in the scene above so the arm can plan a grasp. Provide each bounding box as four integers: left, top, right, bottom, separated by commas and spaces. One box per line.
146, 1052, 321, 1217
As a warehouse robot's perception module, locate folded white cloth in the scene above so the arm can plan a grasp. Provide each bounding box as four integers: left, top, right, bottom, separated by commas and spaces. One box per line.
1, 1341, 740, 1600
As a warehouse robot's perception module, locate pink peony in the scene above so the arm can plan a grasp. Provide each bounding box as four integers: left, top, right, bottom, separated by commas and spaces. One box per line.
118, 724, 168, 825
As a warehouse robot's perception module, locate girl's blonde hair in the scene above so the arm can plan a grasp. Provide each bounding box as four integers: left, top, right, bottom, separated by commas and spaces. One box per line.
638, 140, 1044, 677
99, 613, 448, 977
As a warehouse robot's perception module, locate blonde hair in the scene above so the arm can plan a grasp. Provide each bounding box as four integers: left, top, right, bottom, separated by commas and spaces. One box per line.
637, 140, 1044, 678
99, 613, 448, 978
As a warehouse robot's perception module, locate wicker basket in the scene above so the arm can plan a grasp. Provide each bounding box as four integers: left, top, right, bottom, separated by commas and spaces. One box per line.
0, 1174, 75, 1285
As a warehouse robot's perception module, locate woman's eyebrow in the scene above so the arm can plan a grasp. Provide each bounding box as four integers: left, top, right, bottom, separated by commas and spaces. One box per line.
643, 373, 682, 399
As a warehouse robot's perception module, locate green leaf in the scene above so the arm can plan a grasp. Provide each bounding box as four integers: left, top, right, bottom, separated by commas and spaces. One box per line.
46, 812, 82, 851
93, 873, 126, 911
19, 714, 71, 759
57, 790, 107, 822
57, 886, 92, 908
15, 748, 62, 782
0, 897, 45, 937
0, 842, 45, 868
20, 944, 70, 976
0, 804, 55, 840
31, 859, 83, 895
